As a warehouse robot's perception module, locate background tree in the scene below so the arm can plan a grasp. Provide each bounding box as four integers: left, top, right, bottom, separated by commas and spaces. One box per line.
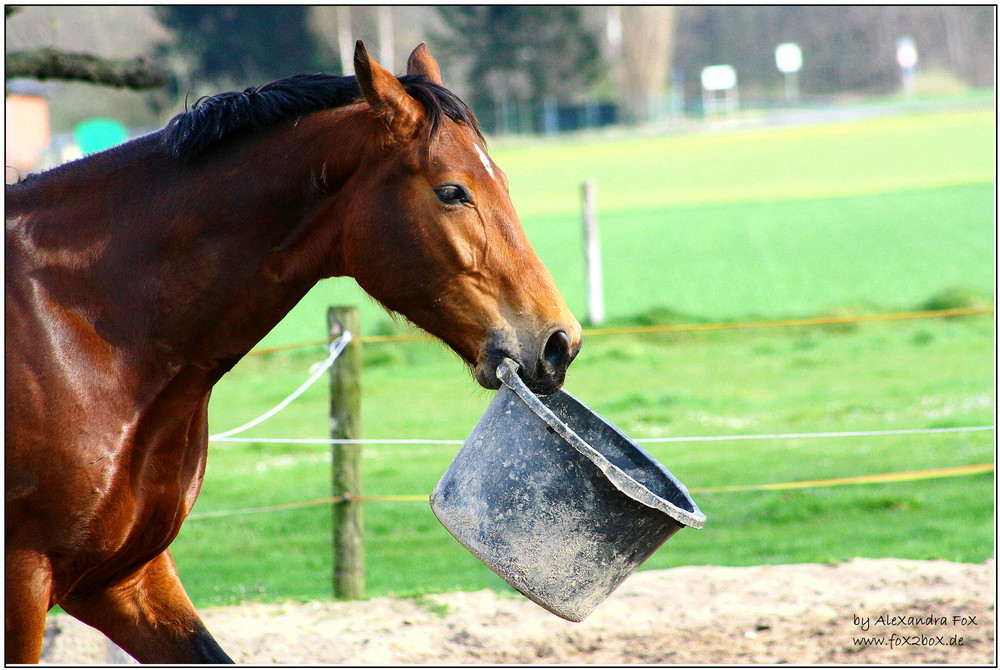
616, 6, 677, 123
156, 6, 330, 97
307, 6, 420, 75
432, 6, 602, 133
5, 6, 166, 90
6, 5, 994, 136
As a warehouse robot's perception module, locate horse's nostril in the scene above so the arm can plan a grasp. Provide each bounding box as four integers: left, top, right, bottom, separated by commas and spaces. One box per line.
542, 329, 571, 371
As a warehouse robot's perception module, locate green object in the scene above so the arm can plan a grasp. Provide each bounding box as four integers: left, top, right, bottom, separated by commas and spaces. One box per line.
74, 117, 128, 154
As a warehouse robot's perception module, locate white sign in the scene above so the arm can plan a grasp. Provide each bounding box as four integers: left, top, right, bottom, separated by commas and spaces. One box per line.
701, 65, 737, 92
775, 43, 803, 74
896, 37, 918, 69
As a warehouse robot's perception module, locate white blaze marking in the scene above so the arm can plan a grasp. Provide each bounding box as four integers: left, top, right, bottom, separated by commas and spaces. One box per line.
474, 144, 496, 180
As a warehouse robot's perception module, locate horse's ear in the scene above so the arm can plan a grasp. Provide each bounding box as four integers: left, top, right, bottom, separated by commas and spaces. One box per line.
354, 40, 422, 134
406, 42, 443, 85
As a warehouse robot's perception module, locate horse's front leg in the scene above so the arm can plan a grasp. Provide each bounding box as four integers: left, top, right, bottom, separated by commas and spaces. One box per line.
5, 548, 54, 663
60, 550, 233, 664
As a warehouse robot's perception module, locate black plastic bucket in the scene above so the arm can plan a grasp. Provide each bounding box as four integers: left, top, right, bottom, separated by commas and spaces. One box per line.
430, 359, 705, 622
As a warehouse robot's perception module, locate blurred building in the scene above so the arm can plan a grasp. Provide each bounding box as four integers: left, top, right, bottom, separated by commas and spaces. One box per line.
5, 82, 50, 182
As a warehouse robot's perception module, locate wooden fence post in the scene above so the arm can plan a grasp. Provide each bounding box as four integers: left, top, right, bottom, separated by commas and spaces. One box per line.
581, 179, 605, 326
328, 306, 364, 599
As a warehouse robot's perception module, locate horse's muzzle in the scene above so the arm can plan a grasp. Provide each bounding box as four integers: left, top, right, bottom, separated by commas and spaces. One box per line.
475, 327, 581, 396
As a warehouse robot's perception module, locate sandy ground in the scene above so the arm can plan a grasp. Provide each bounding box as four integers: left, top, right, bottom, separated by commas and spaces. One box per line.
41, 557, 994, 665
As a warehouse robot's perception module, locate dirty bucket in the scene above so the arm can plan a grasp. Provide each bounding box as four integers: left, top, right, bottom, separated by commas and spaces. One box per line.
430, 359, 705, 622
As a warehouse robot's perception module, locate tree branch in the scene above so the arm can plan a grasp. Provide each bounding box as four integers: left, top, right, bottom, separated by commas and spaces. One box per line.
5, 48, 167, 89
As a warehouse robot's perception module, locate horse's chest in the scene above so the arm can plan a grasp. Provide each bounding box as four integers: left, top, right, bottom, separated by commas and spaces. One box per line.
47, 451, 205, 598
56, 456, 191, 552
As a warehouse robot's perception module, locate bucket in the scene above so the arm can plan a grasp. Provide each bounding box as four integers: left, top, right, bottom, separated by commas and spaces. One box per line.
430, 359, 705, 622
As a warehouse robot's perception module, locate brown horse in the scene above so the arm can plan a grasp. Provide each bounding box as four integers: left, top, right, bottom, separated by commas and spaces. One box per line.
5, 41, 581, 664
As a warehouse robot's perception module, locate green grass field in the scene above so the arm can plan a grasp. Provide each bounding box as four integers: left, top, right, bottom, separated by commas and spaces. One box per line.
170, 107, 995, 607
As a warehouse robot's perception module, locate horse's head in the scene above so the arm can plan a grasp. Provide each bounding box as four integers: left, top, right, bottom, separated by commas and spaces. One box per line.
342, 42, 581, 394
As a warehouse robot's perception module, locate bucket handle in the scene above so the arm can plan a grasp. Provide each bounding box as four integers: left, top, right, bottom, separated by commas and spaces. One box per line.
496, 359, 705, 528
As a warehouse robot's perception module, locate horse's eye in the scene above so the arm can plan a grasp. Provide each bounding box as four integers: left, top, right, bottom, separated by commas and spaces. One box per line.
434, 184, 471, 206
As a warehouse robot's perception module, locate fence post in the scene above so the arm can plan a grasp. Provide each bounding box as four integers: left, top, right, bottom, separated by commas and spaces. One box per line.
328, 306, 364, 599
581, 179, 605, 326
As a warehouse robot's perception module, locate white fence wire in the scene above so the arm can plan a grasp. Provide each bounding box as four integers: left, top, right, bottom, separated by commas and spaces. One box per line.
206, 339, 993, 447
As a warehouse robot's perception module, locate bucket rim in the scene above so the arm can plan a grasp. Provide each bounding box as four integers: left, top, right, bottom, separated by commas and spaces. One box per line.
497, 359, 706, 529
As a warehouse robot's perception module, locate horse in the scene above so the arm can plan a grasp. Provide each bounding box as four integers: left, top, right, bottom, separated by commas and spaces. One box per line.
5, 41, 582, 664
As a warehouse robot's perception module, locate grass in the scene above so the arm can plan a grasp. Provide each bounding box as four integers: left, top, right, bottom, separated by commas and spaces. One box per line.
173, 314, 995, 607
167, 106, 995, 607
525, 182, 995, 323
493, 108, 995, 215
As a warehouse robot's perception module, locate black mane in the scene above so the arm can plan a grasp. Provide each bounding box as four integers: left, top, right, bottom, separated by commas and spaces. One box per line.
162, 72, 482, 161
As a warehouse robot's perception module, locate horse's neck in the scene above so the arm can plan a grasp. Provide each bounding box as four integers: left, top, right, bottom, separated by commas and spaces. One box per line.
149, 117, 371, 365
16, 113, 370, 374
